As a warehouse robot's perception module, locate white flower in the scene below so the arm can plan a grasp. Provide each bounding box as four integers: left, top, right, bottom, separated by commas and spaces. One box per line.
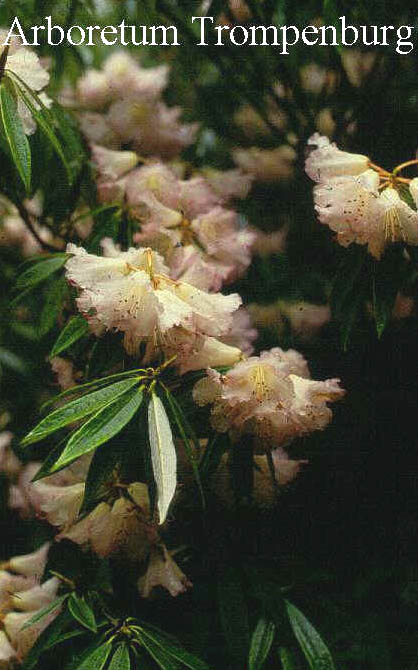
0, 630, 16, 665
90, 144, 138, 182
233, 146, 297, 182
0, 431, 21, 478
314, 172, 418, 258
6, 542, 50, 579
305, 133, 370, 183
58, 484, 159, 561
0, 32, 50, 134
66, 244, 241, 356
138, 544, 192, 598
11, 577, 59, 612
193, 348, 344, 447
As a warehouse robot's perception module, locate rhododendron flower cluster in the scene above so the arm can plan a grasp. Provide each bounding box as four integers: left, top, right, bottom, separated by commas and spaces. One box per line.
306, 133, 418, 258
65, 243, 244, 363
72, 52, 197, 160
0, 543, 59, 663
193, 348, 344, 446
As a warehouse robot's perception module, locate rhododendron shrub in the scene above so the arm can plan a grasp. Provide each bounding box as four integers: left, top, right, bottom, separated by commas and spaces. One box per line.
1, 1, 418, 669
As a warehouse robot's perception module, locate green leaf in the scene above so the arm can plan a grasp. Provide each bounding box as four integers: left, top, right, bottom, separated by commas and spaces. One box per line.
139, 625, 211, 670
0, 80, 31, 192
77, 643, 112, 670
371, 249, 406, 338
10, 74, 72, 180
148, 392, 177, 524
199, 432, 230, 481
22, 378, 140, 446
164, 388, 205, 508
249, 617, 276, 670
285, 601, 336, 670
68, 593, 97, 632
15, 255, 69, 292
51, 385, 144, 471
40, 369, 143, 413
22, 594, 68, 630
38, 276, 68, 337
108, 644, 131, 670
278, 647, 297, 670
139, 635, 183, 670
50, 315, 89, 357
217, 567, 250, 665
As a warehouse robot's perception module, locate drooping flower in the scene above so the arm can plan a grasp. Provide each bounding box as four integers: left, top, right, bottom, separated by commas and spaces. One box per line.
138, 544, 192, 598
65, 244, 242, 356
305, 133, 370, 183
50, 356, 81, 390
0, 30, 50, 134
314, 170, 418, 259
0, 431, 20, 478
73, 52, 197, 160
58, 484, 159, 561
128, 163, 255, 289
233, 145, 297, 182
193, 348, 344, 447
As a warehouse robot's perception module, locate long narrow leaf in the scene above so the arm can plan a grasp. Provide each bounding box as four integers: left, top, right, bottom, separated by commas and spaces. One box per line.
0, 80, 31, 192
68, 593, 97, 633
108, 644, 131, 670
22, 378, 140, 446
21, 594, 68, 630
51, 386, 144, 471
147, 393, 177, 525
285, 601, 335, 670
15, 255, 69, 292
139, 626, 211, 670
249, 617, 276, 670
50, 315, 89, 357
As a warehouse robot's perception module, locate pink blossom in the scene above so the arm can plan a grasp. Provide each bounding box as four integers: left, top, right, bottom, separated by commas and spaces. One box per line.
305, 133, 370, 183
193, 348, 344, 447
0, 432, 21, 478
66, 244, 241, 356
138, 544, 192, 598
233, 146, 297, 182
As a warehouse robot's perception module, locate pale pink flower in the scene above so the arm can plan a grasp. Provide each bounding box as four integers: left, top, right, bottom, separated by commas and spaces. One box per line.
143, 328, 243, 375
0, 572, 37, 616
138, 544, 192, 598
0, 431, 21, 478
341, 49, 377, 88
219, 307, 257, 356
305, 133, 370, 183
66, 244, 241, 356
201, 168, 253, 201
8, 462, 41, 518
0, 630, 17, 665
314, 172, 418, 258
11, 577, 59, 612
129, 164, 254, 288
300, 63, 329, 95
193, 348, 344, 447
59, 485, 158, 561
5, 543, 50, 579
251, 227, 288, 257
233, 146, 297, 182
280, 301, 331, 340
90, 144, 138, 182
4, 607, 60, 661
0, 31, 50, 134
76, 69, 109, 109
50, 356, 80, 390
315, 108, 336, 138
